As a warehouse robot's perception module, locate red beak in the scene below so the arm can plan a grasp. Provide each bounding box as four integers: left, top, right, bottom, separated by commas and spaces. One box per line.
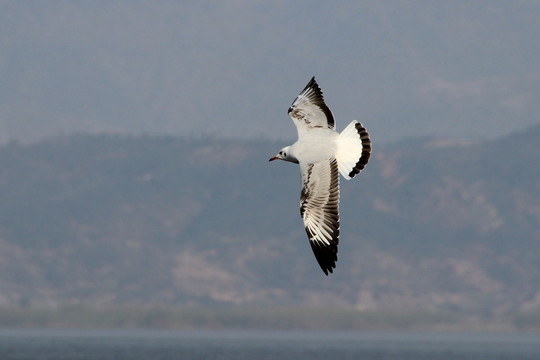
269, 156, 278, 162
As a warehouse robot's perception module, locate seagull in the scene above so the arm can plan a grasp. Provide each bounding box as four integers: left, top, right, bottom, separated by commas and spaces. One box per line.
269, 77, 371, 275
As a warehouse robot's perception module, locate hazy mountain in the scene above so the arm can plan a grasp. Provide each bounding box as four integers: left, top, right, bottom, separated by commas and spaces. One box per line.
0, 124, 539, 322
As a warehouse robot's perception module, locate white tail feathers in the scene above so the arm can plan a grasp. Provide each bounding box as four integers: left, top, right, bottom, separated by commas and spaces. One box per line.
336, 121, 372, 180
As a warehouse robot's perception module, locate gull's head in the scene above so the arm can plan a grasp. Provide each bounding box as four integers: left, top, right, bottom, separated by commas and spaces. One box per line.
269, 146, 298, 164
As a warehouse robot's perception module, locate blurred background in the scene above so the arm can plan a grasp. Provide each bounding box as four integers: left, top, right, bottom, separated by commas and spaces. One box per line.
0, 1, 539, 331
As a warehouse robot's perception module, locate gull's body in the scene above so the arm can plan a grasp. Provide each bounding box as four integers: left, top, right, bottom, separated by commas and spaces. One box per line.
270, 77, 371, 275
287, 128, 338, 164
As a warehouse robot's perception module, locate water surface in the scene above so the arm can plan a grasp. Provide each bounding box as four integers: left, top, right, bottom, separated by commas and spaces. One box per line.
0, 329, 539, 360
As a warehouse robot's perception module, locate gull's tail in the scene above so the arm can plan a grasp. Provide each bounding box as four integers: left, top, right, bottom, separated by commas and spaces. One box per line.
336, 121, 371, 180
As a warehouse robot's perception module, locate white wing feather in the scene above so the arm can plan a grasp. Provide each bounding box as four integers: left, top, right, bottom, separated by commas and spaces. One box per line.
288, 77, 335, 137
299, 158, 340, 274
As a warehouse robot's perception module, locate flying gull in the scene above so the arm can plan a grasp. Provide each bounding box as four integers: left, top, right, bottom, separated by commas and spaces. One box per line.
269, 77, 371, 275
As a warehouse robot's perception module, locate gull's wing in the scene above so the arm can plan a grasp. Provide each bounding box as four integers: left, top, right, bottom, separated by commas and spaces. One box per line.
289, 77, 335, 137
300, 158, 340, 275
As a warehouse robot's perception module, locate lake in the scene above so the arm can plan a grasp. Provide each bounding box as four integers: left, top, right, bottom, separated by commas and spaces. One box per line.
0, 329, 539, 360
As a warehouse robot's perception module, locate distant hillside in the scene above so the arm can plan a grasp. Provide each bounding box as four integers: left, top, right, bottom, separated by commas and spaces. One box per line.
0, 125, 539, 322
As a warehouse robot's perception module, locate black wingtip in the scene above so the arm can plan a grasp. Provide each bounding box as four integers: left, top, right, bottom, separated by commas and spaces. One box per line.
309, 240, 338, 276
302, 76, 318, 93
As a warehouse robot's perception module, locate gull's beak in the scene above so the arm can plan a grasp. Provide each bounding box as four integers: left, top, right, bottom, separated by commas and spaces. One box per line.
269, 156, 279, 162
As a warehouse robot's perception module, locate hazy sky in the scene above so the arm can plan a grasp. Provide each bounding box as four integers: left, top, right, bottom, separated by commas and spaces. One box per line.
1, 1, 539, 144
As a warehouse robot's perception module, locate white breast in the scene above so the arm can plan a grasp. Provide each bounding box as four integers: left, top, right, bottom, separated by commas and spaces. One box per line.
290, 128, 339, 164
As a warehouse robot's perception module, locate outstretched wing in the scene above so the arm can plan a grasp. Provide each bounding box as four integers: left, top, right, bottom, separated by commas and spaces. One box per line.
289, 77, 335, 136
300, 158, 340, 275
